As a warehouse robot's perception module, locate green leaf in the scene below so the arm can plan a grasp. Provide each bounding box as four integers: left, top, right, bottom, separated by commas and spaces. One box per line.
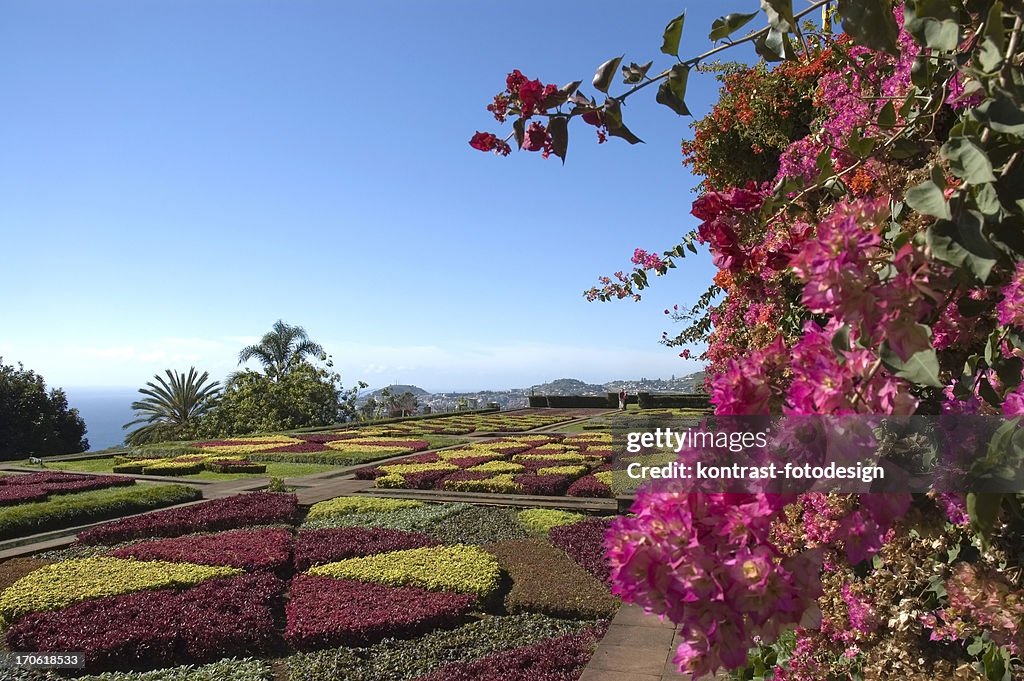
512, 118, 525, 149
547, 117, 568, 164
879, 341, 943, 387
941, 137, 996, 185
837, 0, 900, 54
539, 80, 582, 110
655, 64, 690, 116
602, 99, 644, 145
904, 0, 962, 51
910, 54, 931, 88
888, 138, 930, 159
877, 100, 897, 127
708, 11, 758, 41
831, 324, 851, 353
661, 11, 686, 57
967, 493, 1004, 543
621, 61, 653, 84
990, 216, 1024, 256
906, 179, 951, 219
754, 28, 796, 61
926, 211, 999, 282
760, 0, 796, 33
971, 94, 1024, 134
593, 56, 623, 94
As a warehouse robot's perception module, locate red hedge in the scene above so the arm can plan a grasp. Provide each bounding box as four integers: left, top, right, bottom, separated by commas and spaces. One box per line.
0, 484, 49, 505
0, 474, 134, 506
285, 575, 475, 649
5, 573, 283, 672
549, 518, 613, 583
108, 528, 293, 571
513, 474, 572, 496
294, 527, 438, 571
77, 492, 298, 545
413, 627, 605, 681
566, 475, 613, 498
263, 442, 329, 453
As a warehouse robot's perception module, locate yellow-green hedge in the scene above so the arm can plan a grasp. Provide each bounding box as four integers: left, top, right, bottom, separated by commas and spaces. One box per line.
536, 465, 588, 477
305, 496, 423, 521
0, 557, 240, 624
307, 544, 500, 598
517, 509, 588, 535
377, 462, 458, 475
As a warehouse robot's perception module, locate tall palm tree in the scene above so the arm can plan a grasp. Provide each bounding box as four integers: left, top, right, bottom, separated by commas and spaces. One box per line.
237, 320, 325, 379
123, 368, 221, 445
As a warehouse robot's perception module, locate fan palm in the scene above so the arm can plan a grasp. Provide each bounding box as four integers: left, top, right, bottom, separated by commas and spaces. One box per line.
237, 320, 325, 379
122, 368, 221, 445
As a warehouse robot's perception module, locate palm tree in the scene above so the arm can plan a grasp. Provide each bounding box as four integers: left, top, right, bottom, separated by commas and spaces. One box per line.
123, 368, 221, 445
237, 320, 326, 380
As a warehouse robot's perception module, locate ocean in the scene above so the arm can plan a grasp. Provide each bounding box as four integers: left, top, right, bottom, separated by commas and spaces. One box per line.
64, 388, 138, 452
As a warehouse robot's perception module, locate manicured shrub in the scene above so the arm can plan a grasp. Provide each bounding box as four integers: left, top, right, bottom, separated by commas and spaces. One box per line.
466, 461, 525, 474
488, 539, 618, 620
61, 657, 273, 681
413, 627, 605, 681
536, 465, 588, 477
0, 484, 49, 505
286, 613, 592, 681
426, 505, 528, 545
259, 442, 329, 453
112, 461, 151, 474
513, 474, 572, 496
301, 502, 470, 532
378, 462, 458, 475
566, 475, 613, 498
285, 575, 475, 649
307, 544, 500, 599
108, 528, 293, 571
305, 496, 422, 522
76, 492, 296, 545
444, 455, 502, 467
204, 460, 267, 474
549, 518, 612, 583
443, 474, 522, 494
0, 557, 241, 624
294, 527, 439, 571
517, 509, 587, 535
0, 558, 52, 592
141, 460, 206, 476
512, 453, 588, 464
394, 469, 453, 489
6, 574, 282, 671
0, 484, 200, 541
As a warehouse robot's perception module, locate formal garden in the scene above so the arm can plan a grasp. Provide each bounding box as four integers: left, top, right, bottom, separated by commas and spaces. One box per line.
2, 0, 1024, 679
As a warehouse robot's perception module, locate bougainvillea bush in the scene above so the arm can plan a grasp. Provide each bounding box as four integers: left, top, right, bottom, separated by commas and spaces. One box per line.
473, 1, 1024, 678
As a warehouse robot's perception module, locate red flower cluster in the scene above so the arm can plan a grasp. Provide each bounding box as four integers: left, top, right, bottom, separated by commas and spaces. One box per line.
513, 474, 572, 496
77, 492, 298, 545
109, 528, 293, 572
293, 527, 438, 571
469, 132, 512, 156
6, 574, 283, 672
284, 575, 475, 649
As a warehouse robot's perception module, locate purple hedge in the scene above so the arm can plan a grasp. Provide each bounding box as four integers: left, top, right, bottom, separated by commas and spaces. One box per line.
5, 573, 283, 672
513, 475, 572, 496
109, 528, 293, 571
294, 527, 439, 571
549, 518, 613, 583
566, 475, 612, 499
412, 627, 606, 681
77, 492, 298, 545
285, 575, 475, 649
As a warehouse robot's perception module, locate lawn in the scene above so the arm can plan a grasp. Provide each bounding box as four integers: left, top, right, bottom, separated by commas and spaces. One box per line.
45, 459, 335, 481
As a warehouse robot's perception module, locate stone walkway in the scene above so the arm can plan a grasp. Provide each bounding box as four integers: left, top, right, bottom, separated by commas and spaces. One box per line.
581, 605, 691, 681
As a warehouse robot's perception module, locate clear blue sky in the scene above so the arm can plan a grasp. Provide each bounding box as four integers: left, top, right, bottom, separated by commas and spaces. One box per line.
0, 1, 760, 392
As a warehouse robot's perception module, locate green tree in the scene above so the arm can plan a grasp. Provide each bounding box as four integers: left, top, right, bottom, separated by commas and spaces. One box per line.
237, 320, 326, 380
122, 368, 221, 446
199, 361, 364, 436
0, 358, 88, 459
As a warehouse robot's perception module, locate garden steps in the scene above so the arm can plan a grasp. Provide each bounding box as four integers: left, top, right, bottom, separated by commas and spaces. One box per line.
580, 604, 721, 681
361, 487, 617, 512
